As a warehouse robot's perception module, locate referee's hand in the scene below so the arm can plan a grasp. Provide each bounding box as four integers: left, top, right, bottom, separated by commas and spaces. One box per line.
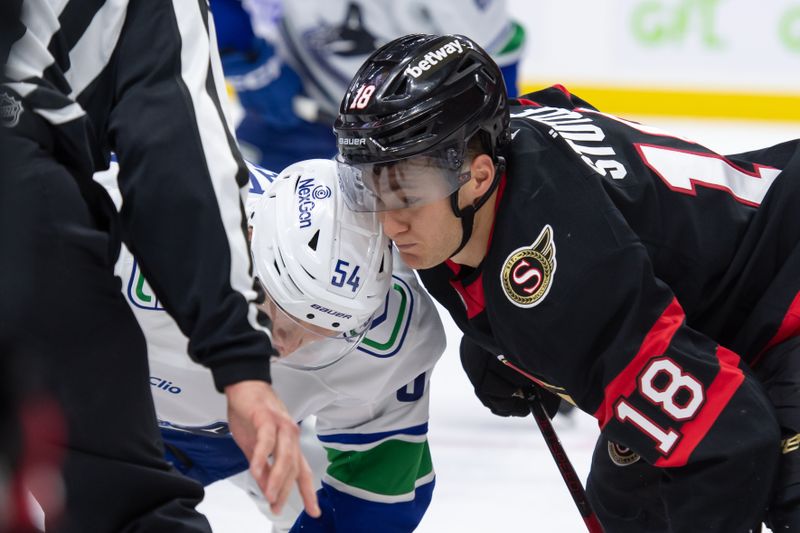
225, 380, 321, 518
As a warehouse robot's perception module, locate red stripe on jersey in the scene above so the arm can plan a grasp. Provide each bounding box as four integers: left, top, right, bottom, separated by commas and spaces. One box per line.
655, 345, 744, 467
594, 298, 685, 426
553, 84, 571, 98
449, 274, 486, 319
515, 98, 540, 107
752, 289, 800, 367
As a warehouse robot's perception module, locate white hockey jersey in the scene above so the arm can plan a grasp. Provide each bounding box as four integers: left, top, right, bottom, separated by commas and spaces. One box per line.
96, 160, 447, 531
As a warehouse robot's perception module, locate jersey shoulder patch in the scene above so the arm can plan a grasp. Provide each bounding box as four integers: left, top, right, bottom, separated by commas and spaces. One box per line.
122, 252, 165, 311
357, 274, 414, 358
500, 224, 557, 308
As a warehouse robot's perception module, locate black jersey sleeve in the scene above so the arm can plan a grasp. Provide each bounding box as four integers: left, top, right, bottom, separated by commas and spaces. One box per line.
107, 0, 272, 391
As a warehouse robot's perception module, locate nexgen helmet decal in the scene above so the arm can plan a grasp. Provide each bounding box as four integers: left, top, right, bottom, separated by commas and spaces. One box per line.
500, 225, 557, 308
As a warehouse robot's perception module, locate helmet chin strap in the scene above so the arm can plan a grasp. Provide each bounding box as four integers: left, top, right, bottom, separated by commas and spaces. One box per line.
448, 156, 506, 258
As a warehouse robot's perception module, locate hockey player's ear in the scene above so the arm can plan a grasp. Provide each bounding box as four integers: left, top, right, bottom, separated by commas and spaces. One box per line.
468, 154, 496, 203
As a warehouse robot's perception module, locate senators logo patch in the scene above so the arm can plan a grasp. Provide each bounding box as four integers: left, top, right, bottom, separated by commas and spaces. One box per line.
500, 225, 557, 308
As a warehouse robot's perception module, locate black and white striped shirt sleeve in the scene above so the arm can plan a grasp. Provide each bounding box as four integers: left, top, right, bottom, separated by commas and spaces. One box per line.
107, 0, 272, 390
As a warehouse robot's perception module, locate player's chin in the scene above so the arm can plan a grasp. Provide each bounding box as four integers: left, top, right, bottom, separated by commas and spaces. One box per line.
399, 250, 438, 270
396, 249, 421, 268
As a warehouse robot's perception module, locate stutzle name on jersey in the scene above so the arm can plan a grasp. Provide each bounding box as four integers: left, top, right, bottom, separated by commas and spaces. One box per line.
512, 106, 628, 180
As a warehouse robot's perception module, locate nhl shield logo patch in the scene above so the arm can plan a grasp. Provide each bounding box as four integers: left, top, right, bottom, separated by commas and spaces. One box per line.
500, 225, 557, 308
607, 441, 641, 466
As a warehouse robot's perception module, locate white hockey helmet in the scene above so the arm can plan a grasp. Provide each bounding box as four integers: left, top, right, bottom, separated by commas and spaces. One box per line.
250, 158, 392, 341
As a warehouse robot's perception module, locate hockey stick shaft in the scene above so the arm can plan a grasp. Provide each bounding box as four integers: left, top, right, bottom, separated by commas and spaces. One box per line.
528, 392, 604, 533
497, 355, 603, 533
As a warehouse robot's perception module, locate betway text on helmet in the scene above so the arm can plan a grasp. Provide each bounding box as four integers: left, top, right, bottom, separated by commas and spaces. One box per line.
404, 39, 465, 78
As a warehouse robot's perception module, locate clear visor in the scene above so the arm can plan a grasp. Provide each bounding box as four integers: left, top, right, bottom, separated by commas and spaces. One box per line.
335, 146, 471, 212
260, 289, 370, 370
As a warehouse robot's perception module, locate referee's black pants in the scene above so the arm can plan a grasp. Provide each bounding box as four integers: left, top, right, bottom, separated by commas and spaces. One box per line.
1, 133, 213, 532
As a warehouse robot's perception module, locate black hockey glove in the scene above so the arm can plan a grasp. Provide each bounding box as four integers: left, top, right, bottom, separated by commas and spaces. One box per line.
459, 336, 561, 418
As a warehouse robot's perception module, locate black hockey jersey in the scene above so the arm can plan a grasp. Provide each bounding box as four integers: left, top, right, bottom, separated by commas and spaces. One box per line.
418, 86, 800, 472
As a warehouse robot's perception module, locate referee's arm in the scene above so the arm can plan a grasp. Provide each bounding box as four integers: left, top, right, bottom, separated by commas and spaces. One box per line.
108, 0, 268, 391
107, 0, 319, 516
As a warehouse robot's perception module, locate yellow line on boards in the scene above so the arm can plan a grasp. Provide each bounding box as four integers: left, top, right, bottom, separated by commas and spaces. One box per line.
519, 82, 800, 123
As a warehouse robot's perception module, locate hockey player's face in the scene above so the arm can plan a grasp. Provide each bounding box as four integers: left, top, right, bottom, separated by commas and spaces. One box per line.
261, 295, 335, 357
379, 197, 462, 269
335, 150, 471, 212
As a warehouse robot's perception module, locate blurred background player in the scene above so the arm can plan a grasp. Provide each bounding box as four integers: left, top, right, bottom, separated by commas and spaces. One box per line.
96, 159, 446, 532
210, 0, 526, 170
334, 33, 800, 531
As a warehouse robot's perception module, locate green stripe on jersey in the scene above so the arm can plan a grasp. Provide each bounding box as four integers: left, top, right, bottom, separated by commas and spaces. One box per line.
325, 439, 433, 497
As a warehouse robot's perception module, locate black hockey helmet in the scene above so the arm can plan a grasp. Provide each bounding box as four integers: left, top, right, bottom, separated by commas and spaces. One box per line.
334, 33, 510, 214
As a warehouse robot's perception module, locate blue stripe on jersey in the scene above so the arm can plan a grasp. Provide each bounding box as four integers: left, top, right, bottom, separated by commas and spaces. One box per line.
317, 423, 428, 445
160, 426, 247, 486
158, 419, 231, 436
289, 478, 435, 533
